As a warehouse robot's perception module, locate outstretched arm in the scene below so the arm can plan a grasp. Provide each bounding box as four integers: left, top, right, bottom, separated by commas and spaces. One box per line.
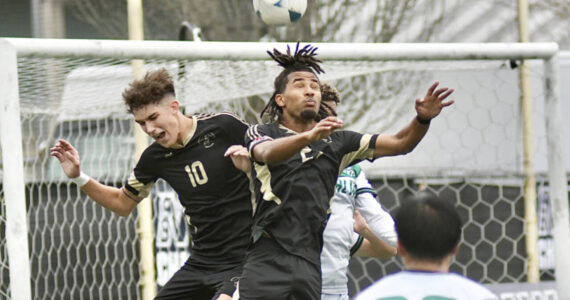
353, 210, 397, 259
50, 139, 138, 216
373, 81, 454, 158
251, 116, 342, 165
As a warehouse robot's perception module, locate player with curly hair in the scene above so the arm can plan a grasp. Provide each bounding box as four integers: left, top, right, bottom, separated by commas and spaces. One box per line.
51, 69, 253, 300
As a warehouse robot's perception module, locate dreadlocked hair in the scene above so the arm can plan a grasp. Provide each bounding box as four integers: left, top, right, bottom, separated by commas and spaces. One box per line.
260, 42, 325, 123
317, 82, 340, 120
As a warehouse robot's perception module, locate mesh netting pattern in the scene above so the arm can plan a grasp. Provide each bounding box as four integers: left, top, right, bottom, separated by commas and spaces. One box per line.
0, 54, 559, 298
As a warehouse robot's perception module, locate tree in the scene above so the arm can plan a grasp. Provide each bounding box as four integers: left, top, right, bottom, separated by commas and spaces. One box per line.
64, 0, 446, 42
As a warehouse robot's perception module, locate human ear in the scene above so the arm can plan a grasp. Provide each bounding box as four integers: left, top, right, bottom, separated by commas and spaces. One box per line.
170, 99, 180, 112
275, 94, 285, 108
451, 244, 459, 255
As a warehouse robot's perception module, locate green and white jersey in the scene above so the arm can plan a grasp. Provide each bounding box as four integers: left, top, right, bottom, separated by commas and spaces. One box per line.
355, 271, 498, 300
321, 165, 397, 295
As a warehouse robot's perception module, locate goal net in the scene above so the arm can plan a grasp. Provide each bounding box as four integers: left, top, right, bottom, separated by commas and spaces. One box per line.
0, 39, 568, 299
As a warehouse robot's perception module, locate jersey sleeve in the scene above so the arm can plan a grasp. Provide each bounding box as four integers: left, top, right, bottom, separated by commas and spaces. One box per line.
353, 165, 377, 198
350, 233, 364, 256
338, 131, 378, 171
122, 152, 158, 201
354, 170, 397, 247
245, 124, 274, 161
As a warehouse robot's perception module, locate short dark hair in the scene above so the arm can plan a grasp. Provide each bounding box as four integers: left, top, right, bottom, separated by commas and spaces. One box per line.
395, 191, 462, 261
318, 82, 340, 120
261, 43, 324, 123
122, 68, 176, 113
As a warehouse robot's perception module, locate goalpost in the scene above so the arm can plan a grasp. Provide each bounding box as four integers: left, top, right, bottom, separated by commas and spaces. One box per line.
0, 38, 568, 299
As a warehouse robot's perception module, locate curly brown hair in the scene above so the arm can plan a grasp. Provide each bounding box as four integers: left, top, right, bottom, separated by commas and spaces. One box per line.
317, 82, 340, 120
122, 68, 176, 113
261, 43, 324, 123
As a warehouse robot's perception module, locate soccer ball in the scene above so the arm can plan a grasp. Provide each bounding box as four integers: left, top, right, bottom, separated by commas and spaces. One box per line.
253, 0, 308, 26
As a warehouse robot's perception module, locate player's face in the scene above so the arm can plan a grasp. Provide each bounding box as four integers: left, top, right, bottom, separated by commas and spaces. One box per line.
133, 96, 180, 148
277, 71, 321, 121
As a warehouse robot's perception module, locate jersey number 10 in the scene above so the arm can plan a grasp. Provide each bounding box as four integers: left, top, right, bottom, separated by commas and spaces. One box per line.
185, 161, 208, 187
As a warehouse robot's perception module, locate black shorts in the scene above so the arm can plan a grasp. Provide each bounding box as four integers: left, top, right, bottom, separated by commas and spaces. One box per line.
155, 262, 242, 300
238, 237, 321, 300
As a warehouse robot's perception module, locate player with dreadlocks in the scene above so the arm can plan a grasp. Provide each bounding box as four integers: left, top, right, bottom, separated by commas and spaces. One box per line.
237, 43, 454, 299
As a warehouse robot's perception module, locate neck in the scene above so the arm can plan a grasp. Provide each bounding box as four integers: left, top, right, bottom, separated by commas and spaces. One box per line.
280, 117, 316, 133
402, 255, 452, 273
174, 113, 194, 147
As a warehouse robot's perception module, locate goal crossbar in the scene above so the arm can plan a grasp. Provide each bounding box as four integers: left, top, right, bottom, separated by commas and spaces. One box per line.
2, 38, 559, 60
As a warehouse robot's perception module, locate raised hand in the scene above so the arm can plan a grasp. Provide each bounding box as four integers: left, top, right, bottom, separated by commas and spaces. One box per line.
415, 81, 455, 121
224, 145, 251, 173
307, 116, 343, 141
353, 209, 369, 234
49, 139, 81, 178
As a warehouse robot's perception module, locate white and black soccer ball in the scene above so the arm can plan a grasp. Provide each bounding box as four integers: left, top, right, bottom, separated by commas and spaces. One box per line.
253, 0, 308, 26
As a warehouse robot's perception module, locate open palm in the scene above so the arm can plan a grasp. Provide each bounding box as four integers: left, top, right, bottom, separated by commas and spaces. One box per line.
415, 81, 455, 120
50, 139, 81, 178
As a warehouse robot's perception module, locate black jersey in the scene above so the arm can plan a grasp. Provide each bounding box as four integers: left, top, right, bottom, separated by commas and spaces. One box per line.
245, 123, 378, 266
124, 113, 253, 268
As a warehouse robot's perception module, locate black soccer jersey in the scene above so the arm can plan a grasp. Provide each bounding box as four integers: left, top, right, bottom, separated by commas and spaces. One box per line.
245, 123, 378, 266
124, 113, 253, 268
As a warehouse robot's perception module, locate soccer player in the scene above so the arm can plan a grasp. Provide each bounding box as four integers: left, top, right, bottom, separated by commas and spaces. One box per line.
354, 192, 498, 300
50, 69, 253, 300
238, 43, 454, 300
319, 82, 397, 300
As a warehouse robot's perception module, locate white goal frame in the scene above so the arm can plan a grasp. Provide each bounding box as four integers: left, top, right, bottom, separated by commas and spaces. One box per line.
0, 38, 568, 300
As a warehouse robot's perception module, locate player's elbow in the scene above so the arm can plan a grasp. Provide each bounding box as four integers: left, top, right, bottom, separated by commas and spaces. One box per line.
380, 144, 414, 157
375, 136, 419, 157
396, 136, 421, 155
116, 200, 138, 217
113, 191, 138, 217
115, 209, 132, 217
376, 246, 398, 259
252, 148, 269, 164
253, 147, 280, 165
387, 246, 398, 257
400, 143, 417, 155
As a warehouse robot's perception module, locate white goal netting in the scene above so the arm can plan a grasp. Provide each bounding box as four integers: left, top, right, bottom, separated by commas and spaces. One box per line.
0, 39, 568, 299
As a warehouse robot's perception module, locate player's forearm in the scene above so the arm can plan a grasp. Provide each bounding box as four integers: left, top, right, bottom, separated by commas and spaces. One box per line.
394, 117, 430, 153
364, 215, 397, 247
252, 132, 312, 165
80, 180, 137, 217
356, 196, 397, 247
361, 215, 397, 247
373, 117, 429, 157
358, 227, 397, 259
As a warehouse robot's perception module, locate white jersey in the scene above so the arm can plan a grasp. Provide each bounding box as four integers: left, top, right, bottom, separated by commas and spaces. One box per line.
355, 271, 498, 300
321, 165, 397, 296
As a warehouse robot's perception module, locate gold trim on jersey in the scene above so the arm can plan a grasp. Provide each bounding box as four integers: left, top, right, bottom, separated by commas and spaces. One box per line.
246, 125, 256, 141
339, 134, 375, 174
195, 111, 249, 126
171, 115, 197, 149
126, 171, 155, 199
246, 172, 257, 215
254, 163, 282, 205
247, 124, 264, 141
278, 124, 298, 134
